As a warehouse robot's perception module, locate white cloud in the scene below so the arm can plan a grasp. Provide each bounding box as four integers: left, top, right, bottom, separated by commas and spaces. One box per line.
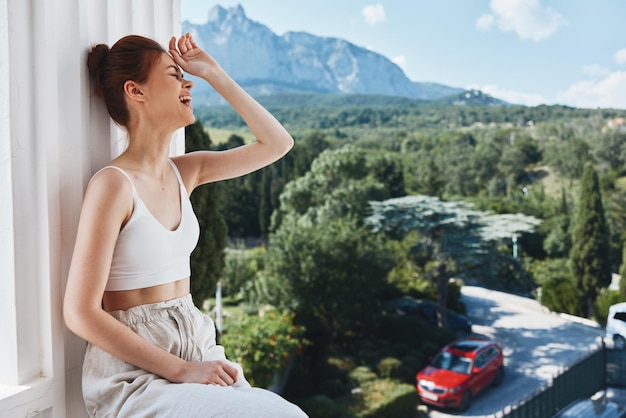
582, 64, 611, 78
361, 4, 386, 26
476, 14, 495, 31
557, 71, 626, 109
614, 48, 626, 65
477, 0, 567, 42
473, 71, 626, 109
392, 55, 407, 71
468, 84, 548, 106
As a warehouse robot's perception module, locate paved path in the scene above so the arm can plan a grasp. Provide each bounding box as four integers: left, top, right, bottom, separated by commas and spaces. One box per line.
425, 286, 604, 418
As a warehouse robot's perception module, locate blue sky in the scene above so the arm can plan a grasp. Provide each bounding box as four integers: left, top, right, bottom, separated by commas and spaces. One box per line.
181, 1, 626, 109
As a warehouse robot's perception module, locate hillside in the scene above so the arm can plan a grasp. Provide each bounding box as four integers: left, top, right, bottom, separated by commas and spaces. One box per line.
194, 97, 626, 133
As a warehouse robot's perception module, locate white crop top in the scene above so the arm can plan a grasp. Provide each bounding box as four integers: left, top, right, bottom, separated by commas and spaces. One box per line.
99, 160, 200, 291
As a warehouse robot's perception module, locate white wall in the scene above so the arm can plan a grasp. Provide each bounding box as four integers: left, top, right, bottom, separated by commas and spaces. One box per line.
0, 1, 182, 416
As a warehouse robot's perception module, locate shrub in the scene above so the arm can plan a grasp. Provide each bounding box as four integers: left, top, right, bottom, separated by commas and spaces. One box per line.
594, 289, 626, 326
319, 378, 350, 398
335, 379, 420, 418
221, 310, 306, 388
313, 355, 354, 382
299, 395, 337, 418
349, 366, 377, 384
541, 276, 585, 316
377, 357, 403, 379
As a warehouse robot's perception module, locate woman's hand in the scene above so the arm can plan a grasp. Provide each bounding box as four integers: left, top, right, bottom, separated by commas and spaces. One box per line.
176, 360, 239, 386
169, 33, 220, 80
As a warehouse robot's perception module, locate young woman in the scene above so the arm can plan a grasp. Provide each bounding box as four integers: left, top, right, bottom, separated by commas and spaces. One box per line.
63, 33, 308, 417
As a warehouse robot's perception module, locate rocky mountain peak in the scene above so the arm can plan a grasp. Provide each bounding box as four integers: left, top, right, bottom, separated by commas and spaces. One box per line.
183, 5, 465, 106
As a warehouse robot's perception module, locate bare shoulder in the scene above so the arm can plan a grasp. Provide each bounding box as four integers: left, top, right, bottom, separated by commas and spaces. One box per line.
82, 167, 134, 224
87, 166, 132, 197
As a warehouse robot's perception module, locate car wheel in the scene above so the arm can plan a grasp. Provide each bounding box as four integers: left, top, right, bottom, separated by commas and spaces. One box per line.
460, 390, 472, 411
615, 335, 626, 350
493, 366, 504, 387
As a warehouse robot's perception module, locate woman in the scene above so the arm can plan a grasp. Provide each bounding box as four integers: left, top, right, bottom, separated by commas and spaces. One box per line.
63, 33, 307, 417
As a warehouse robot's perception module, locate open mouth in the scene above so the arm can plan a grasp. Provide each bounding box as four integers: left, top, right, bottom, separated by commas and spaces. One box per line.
179, 95, 192, 108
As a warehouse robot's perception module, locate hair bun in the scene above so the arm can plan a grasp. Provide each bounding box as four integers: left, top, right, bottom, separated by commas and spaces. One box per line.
87, 44, 110, 95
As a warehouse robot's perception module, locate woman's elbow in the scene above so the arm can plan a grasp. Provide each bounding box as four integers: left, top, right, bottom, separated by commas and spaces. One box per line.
281, 133, 295, 155
63, 300, 80, 334
63, 297, 90, 337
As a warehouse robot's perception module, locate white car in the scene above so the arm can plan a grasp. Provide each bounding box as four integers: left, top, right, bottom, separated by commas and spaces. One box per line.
606, 302, 626, 350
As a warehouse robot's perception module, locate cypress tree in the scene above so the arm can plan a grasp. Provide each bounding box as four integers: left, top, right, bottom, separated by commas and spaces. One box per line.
619, 241, 626, 299
185, 121, 228, 308
570, 163, 611, 317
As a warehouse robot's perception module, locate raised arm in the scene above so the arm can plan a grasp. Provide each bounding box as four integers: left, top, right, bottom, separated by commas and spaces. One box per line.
168, 34, 294, 190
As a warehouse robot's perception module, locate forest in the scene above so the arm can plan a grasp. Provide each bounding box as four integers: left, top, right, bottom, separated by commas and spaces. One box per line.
185, 96, 626, 417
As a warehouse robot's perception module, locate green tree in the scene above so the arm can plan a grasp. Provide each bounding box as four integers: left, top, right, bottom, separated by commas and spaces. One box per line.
217, 134, 261, 237
619, 241, 626, 299
258, 145, 395, 343
570, 163, 611, 317
185, 121, 227, 307
265, 213, 395, 343
290, 130, 330, 178
367, 195, 541, 328
592, 130, 626, 172
370, 153, 406, 198
271, 145, 385, 230
543, 189, 571, 258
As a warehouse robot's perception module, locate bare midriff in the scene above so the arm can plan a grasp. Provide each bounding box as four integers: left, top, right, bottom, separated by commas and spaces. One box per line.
102, 277, 191, 312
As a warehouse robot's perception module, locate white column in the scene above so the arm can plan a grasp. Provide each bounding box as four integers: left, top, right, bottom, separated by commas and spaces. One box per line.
0, 1, 182, 416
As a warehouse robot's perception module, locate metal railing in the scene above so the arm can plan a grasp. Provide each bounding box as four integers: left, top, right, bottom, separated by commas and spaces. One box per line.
496, 347, 611, 418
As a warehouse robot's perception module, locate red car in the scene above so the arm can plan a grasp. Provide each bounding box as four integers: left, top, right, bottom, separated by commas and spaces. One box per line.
416, 337, 504, 411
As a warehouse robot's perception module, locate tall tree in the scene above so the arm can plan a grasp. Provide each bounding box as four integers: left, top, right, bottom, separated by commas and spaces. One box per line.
619, 241, 626, 299
261, 146, 394, 342
370, 153, 406, 198
570, 163, 611, 317
543, 188, 572, 258
217, 134, 261, 237
367, 195, 541, 328
185, 121, 228, 308
271, 145, 385, 230
265, 213, 394, 343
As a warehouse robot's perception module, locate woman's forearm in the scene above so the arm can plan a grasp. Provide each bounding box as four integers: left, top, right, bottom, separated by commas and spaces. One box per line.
201, 69, 294, 154
65, 307, 187, 382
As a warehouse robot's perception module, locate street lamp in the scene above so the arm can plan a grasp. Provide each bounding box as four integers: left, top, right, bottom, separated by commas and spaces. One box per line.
215, 280, 223, 334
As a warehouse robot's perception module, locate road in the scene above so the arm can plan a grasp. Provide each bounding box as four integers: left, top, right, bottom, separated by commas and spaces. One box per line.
424, 286, 604, 418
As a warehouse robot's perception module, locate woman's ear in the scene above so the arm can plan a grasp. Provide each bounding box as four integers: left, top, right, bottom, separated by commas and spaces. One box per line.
123, 80, 145, 102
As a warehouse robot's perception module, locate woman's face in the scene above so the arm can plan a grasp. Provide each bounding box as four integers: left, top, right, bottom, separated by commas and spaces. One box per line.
140, 52, 195, 130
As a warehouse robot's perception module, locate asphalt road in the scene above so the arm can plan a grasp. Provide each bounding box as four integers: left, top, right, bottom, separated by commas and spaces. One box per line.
424, 286, 604, 418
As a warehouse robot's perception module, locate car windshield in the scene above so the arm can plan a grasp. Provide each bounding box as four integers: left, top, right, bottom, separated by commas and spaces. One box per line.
431, 351, 472, 374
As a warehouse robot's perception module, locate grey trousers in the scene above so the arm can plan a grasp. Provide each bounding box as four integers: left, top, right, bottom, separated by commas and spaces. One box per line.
82, 294, 307, 418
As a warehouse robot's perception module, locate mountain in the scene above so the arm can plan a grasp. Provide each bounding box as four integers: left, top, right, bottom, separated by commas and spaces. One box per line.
182, 5, 467, 107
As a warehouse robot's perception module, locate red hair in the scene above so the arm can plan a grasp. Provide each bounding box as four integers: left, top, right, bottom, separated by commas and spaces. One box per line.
87, 35, 166, 127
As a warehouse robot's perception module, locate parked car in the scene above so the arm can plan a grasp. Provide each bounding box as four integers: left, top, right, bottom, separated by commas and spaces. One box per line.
383, 296, 472, 335
416, 336, 504, 411
553, 391, 626, 418
606, 302, 626, 350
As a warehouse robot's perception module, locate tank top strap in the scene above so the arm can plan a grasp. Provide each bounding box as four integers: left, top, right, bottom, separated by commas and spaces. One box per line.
168, 159, 187, 193
93, 165, 138, 198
